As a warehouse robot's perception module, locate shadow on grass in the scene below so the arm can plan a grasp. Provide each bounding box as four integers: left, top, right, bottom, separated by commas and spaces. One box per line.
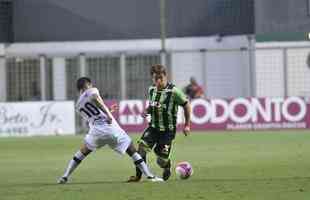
1, 180, 122, 188
169, 176, 310, 183
2, 176, 310, 188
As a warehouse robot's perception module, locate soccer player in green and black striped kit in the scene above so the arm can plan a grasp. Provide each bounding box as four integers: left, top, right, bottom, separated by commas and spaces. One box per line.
128, 64, 191, 182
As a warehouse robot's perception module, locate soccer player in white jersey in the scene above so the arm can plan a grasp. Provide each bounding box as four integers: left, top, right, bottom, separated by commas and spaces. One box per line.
57, 77, 163, 184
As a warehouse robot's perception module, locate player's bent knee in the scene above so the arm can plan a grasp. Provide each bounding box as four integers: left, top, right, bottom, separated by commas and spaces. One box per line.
137, 139, 152, 152
138, 144, 147, 154
125, 143, 137, 157
80, 144, 92, 156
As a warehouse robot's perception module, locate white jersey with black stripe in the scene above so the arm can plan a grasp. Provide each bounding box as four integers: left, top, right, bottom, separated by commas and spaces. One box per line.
76, 87, 109, 128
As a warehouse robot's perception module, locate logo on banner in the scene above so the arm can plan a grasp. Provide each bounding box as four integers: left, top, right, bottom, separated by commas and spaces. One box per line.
191, 97, 307, 124
119, 100, 144, 125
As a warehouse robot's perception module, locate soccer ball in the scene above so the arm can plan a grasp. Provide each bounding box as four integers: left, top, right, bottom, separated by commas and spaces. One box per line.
54, 128, 63, 136
175, 161, 193, 179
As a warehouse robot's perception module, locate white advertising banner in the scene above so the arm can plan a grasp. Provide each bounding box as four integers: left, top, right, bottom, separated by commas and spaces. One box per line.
0, 101, 75, 137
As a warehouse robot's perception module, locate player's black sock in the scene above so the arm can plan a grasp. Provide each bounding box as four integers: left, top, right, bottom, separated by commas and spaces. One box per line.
162, 159, 171, 181
164, 159, 171, 169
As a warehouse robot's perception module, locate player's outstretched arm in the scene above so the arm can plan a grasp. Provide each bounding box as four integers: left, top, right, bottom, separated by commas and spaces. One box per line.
90, 94, 113, 123
183, 102, 191, 136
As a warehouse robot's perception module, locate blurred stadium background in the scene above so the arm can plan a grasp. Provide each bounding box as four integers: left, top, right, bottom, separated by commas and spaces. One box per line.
1, 0, 310, 134
1, 1, 310, 199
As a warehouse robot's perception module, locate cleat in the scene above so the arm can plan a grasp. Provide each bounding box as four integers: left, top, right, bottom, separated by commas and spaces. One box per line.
127, 176, 141, 183
162, 168, 171, 181
148, 176, 164, 182
57, 176, 68, 184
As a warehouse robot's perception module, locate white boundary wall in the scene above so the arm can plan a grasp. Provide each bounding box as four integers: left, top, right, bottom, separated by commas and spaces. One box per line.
2, 38, 310, 100
256, 41, 310, 97
0, 44, 6, 102
5, 36, 248, 57
3, 35, 251, 99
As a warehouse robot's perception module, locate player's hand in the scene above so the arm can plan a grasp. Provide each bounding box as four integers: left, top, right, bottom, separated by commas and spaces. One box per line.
110, 104, 118, 113
183, 125, 190, 136
141, 111, 148, 118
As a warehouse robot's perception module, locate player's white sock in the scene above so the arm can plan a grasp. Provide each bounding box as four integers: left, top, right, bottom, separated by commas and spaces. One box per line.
62, 151, 86, 178
131, 152, 154, 178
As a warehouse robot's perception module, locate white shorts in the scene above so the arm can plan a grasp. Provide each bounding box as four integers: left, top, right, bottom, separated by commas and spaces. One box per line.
84, 122, 132, 154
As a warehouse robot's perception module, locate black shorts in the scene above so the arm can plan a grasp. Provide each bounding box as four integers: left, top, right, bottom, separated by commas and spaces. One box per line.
139, 127, 175, 159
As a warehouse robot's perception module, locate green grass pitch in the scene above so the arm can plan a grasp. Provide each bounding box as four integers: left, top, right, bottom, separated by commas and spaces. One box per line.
1, 130, 310, 200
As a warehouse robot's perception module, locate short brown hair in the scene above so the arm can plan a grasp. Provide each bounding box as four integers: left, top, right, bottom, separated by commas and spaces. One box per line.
150, 64, 167, 76
76, 77, 91, 91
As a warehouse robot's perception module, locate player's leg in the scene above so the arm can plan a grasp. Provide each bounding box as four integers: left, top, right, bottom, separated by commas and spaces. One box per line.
125, 143, 157, 180
108, 130, 162, 182
105, 124, 162, 182
127, 142, 148, 182
58, 143, 92, 184
58, 133, 97, 184
157, 155, 171, 181
127, 127, 156, 182
109, 130, 159, 180
154, 132, 174, 181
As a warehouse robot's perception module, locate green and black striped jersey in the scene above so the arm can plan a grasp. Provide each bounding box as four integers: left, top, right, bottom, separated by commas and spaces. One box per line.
147, 83, 188, 132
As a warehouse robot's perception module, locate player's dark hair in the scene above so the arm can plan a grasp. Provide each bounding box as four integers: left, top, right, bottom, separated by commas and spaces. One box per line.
76, 77, 91, 91
150, 64, 167, 76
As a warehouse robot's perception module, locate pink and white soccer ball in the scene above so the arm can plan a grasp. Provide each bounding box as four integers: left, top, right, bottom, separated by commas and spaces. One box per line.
175, 161, 193, 179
